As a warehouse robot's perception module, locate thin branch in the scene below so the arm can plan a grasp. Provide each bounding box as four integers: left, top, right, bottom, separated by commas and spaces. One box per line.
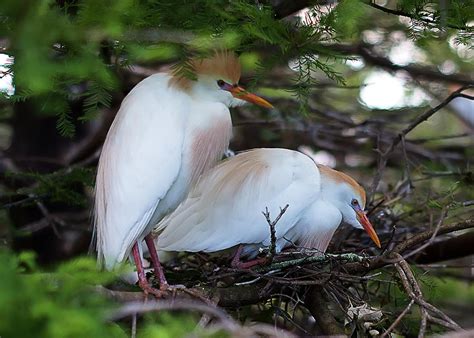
326, 43, 474, 86
370, 85, 474, 196
381, 299, 415, 338
110, 299, 240, 332
384, 208, 448, 263
255, 252, 367, 273
262, 204, 289, 260
367, 2, 471, 31
392, 254, 462, 333
393, 218, 473, 255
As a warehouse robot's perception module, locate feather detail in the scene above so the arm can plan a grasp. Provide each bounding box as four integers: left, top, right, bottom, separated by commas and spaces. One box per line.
298, 227, 337, 254
169, 51, 241, 91
154, 148, 321, 253
317, 164, 366, 206
190, 118, 232, 185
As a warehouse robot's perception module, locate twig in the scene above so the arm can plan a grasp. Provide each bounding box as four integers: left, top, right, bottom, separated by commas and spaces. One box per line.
393, 218, 473, 254
392, 253, 462, 334
327, 43, 474, 86
131, 313, 137, 338
370, 84, 474, 196
110, 299, 240, 332
381, 299, 415, 338
384, 208, 448, 263
462, 200, 474, 207
255, 253, 367, 273
367, 2, 471, 30
262, 204, 289, 260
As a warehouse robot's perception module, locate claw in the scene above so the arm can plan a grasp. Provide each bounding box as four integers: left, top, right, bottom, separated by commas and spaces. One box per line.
138, 281, 166, 298
231, 245, 271, 269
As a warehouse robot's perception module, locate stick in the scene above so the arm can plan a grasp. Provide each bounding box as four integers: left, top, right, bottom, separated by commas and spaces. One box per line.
262, 204, 289, 261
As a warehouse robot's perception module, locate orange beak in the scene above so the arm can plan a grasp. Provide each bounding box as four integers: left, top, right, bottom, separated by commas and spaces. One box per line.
229, 86, 273, 108
356, 210, 381, 248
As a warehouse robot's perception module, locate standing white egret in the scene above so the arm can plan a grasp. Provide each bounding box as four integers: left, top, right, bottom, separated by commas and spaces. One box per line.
94, 51, 273, 295
154, 148, 381, 268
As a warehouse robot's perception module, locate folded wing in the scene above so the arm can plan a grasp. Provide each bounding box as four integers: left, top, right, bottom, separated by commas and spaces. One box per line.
95, 75, 187, 269
155, 148, 321, 252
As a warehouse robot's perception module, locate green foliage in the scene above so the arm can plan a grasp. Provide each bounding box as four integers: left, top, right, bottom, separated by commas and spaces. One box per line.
333, 0, 368, 38
0, 250, 231, 338
139, 313, 228, 338
1, 0, 471, 134
80, 80, 114, 121
0, 250, 125, 338
7, 167, 95, 207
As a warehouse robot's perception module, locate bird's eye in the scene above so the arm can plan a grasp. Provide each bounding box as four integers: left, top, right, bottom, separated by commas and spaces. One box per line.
217, 79, 225, 87
351, 199, 359, 207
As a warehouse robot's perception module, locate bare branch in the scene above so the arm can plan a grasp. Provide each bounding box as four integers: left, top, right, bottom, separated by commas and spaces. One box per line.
366, 2, 471, 31
369, 85, 474, 196
381, 299, 415, 338
262, 204, 289, 260
327, 43, 474, 86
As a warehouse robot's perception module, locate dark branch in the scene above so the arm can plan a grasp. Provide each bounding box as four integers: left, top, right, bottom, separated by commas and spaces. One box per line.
366, 2, 471, 31
369, 85, 474, 196
306, 287, 345, 335
327, 43, 474, 86
262, 204, 289, 260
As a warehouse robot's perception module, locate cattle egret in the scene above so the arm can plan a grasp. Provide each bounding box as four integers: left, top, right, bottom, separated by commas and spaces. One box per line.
94, 51, 273, 296
153, 148, 381, 267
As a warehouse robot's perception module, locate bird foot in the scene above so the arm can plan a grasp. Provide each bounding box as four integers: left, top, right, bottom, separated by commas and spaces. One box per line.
231, 245, 272, 269
138, 281, 166, 298
231, 256, 270, 269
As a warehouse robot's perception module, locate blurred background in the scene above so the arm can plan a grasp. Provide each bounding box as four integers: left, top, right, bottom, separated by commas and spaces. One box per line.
0, 0, 472, 336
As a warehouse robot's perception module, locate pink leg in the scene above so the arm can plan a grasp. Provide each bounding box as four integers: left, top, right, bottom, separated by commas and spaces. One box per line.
231, 245, 270, 269
144, 234, 169, 289
132, 242, 164, 297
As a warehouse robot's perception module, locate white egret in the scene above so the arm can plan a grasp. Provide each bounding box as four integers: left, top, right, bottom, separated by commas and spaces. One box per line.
154, 148, 381, 268
94, 52, 273, 295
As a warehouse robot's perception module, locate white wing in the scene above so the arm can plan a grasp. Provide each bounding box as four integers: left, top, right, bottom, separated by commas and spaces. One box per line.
155, 148, 321, 253
95, 74, 188, 269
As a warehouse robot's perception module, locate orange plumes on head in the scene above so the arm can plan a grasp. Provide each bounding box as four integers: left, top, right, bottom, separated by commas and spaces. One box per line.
169, 51, 241, 91
317, 164, 366, 206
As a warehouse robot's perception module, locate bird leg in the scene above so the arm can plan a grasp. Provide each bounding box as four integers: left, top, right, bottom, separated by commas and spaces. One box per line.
144, 234, 169, 290
231, 245, 270, 269
131, 242, 164, 297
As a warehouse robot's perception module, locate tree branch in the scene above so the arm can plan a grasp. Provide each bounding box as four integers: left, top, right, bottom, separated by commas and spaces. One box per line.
305, 287, 345, 335
366, 2, 471, 31
369, 85, 474, 196
326, 43, 474, 86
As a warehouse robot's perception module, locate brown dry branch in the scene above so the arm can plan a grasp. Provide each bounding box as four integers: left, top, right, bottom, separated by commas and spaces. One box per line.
380, 299, 415, 338
327, 43, 474, 86
109, 297, 296, 337
94, 216, 474, 336
369, 84, 474, 198
390, 253, 462, 336
263, 204, 289, 260
305, 287, 345, 336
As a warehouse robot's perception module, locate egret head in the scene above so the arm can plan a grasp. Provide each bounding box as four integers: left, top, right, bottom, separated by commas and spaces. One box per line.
318, 165, 381, 248
170, 51, 273, 108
